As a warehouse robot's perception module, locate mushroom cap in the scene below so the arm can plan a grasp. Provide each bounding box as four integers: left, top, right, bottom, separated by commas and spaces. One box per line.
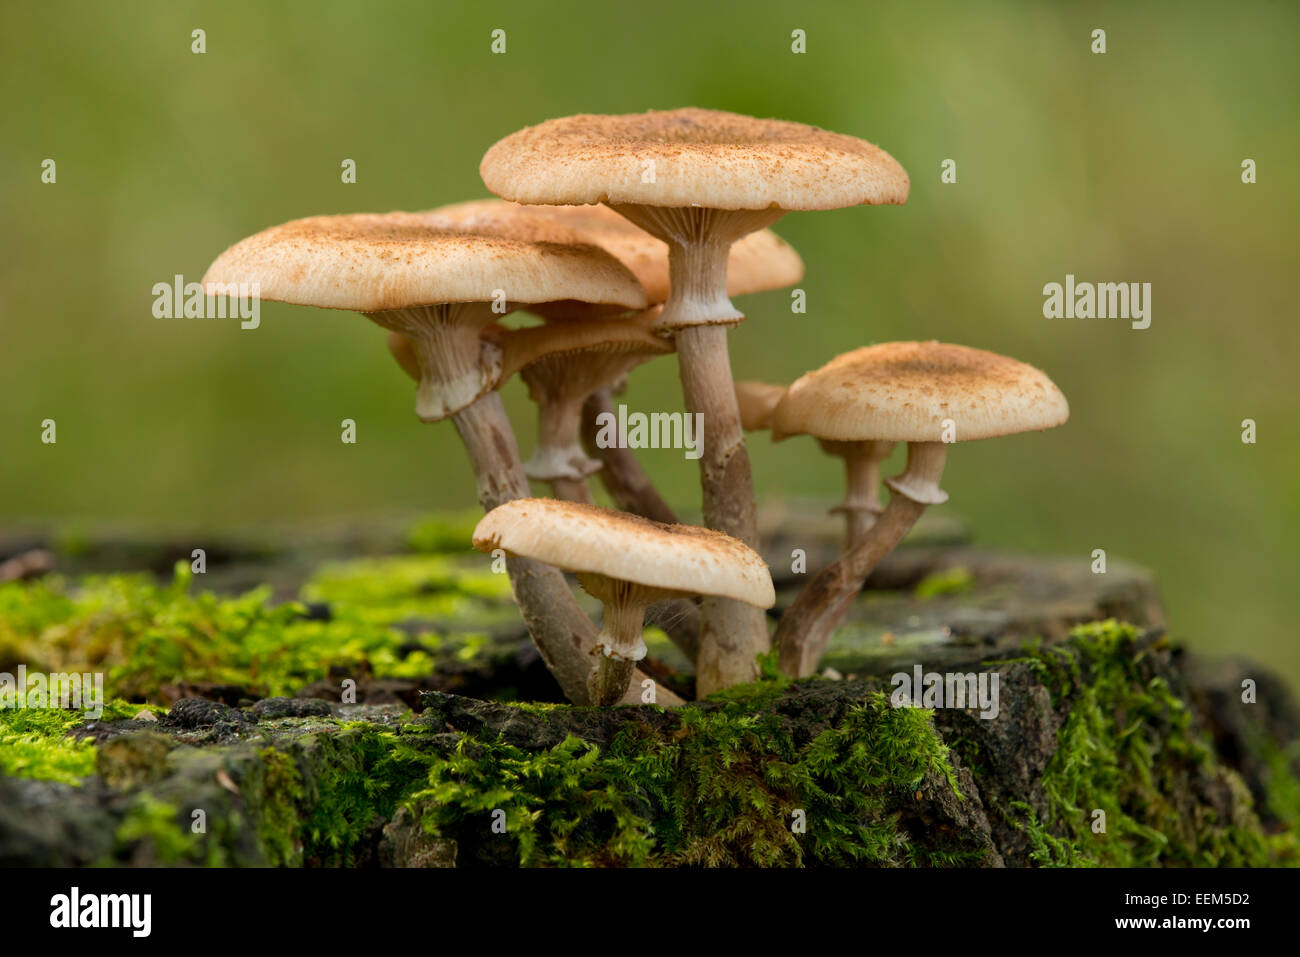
735, 380, 787, 432
498, 309, 672, 383
771, 341, 1069, 443
480, 108, 910, 211
472, 499, 775, 609
518, 202, 804, 302
202, 208, 647, 313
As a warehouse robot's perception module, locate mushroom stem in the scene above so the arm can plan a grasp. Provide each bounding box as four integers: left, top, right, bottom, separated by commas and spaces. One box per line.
577, 574, 651, 707
451, 391, 681, 706
522, 366, 603, 487
776, 441, 949, 678
591, 656, 639, 709
823, 439, 895, 548
550, 475, 595, 505
607, 206, 784, 696
369, 304, 502, 422
581, 389, 679, 524
675, 324, 770, 693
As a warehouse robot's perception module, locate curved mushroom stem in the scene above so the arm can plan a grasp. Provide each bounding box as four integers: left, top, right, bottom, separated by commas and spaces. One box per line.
776, 441, 949, 678
822, 439, 895, 549
581, 389, 679, 524
450, 391, 682, 707
608, 205, 784, 697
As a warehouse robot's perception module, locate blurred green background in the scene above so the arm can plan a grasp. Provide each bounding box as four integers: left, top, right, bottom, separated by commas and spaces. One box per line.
2, 1, 1296, 682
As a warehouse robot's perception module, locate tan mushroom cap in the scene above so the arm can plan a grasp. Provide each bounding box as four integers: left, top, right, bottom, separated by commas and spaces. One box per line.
473, 499, 775, 609
771, 342, 1069, 443
497, 309, 672, 383
735, 381, 787, 432
202, 208, 647, 314
481, 108, 910, 211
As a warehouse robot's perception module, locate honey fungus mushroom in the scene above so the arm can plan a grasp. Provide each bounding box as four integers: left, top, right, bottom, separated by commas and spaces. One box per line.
203, 209, 692, 708
482, 108, 907, 695
774, 342, 1069, 678
496, 310, 672, 503
738, 379, 894, 549
393, 200, 804, 522
473, 499, 775, 706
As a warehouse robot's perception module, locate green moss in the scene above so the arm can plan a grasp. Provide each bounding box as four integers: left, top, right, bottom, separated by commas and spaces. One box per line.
301, 555, 512, 626
0, 700, 155, 784
980, 620, 1276, 866
914, 565, 975, 599
267, 725, 436, 866
115, 794, 200, 863
1243, 725, 1300, 865
406, 511, 483, 554
410, 691, 979, 867
0, 562, 503, 702
256, 748, 305, 866
702, 652, 791, 709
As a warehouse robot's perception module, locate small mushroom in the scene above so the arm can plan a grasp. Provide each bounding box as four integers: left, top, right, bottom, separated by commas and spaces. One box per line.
767, 383, 896, 548
202, 208, 687, 707
473, 499, 775, 705
395, 200, 803, 520
738, 379, 894, 549
482, 108, 907, 695
497, 310, 672, 503
773, 342, 1069, 678
392, 313, 701, 664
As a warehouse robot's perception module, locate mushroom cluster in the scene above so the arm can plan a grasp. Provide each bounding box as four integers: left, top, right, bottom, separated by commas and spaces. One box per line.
203, 107, 1069, 707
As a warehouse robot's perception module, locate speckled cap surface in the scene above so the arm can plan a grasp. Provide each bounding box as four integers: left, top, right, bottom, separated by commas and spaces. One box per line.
202, 207, 647, 313
771, 341, 1069, 443
480, 108, 910, 211
472, 498, 775, 608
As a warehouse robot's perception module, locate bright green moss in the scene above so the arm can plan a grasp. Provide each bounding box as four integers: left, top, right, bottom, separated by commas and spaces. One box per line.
301, 554, 512, 626
406, 511, 483, 554
0, 700, 155, 784
914, 566, 975, 599
0, 562, 500, 702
